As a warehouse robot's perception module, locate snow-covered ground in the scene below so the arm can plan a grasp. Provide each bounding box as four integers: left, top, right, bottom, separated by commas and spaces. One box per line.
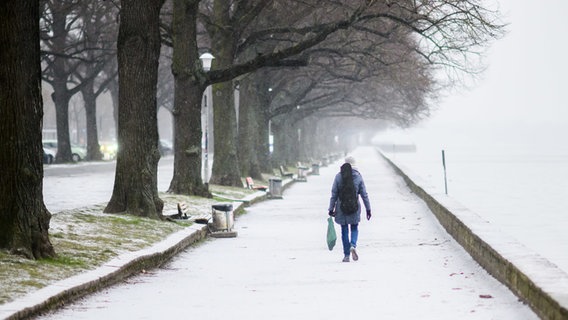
39, 147, 537, 319
378, 127, 568, 275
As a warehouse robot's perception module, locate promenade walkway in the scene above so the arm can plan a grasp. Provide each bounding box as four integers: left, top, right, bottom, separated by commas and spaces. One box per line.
40, 147, 536, 319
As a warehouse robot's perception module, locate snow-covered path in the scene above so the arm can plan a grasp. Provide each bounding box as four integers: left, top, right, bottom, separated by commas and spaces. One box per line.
41, 147, 536, 319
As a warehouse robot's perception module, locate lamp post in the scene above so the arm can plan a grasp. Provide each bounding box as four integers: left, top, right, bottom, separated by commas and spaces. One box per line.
200, 53, 214, 72
199, 53, 214, 183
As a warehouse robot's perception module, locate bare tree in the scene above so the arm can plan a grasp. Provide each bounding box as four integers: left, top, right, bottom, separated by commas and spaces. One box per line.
41, 0, 85, 163
165, 0, 212, 197
0, 0, 56, 259
41, 0, 117, 162
159, 0, 503, 202
104, 0, 166, 218
74, 0, 119, 161
202, 0, 502, 185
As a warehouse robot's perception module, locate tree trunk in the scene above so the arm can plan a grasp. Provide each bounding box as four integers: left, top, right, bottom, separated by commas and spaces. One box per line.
237, 77, 263, 180
256, 72, 273, 173
51, 84, 74, 162
271, 120, 284, 166
81, 81, 103, 161
104, 0, 165, 218
49, 5, 74, 163
168, 81, 211, 196
272, 117, 298, 166
257, 112, 272, 173
304, 117, 323, 160
167, 0, 210, 197
210, 80, 242, 186
0, 0, 55, 259
298, 118, 316, 162
208, 0, 242, 187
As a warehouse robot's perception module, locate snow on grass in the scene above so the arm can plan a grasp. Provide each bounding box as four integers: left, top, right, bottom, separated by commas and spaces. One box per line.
0, 184, 254, 305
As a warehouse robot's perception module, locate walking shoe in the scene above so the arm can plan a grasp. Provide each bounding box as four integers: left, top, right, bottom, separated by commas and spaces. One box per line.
350, 246, 359, 261
342, 256, 350, 262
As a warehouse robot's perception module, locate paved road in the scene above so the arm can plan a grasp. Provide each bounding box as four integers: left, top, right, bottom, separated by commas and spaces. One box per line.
43, 156, 174, 213
41, 147, 537, 319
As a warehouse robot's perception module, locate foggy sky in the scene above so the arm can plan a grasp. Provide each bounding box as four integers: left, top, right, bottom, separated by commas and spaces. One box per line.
403, 0, 568, 152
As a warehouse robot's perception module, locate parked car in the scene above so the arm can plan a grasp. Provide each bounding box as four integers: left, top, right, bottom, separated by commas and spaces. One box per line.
42, 140, 87, 162
43, 148, 55, 164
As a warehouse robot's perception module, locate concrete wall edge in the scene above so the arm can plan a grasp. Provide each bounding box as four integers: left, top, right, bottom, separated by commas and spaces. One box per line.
379, 149, 568, 320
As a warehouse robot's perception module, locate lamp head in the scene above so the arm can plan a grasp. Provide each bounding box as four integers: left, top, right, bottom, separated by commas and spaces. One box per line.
199, 53, 215, 71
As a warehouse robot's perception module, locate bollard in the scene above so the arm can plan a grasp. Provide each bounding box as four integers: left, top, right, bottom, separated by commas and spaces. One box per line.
311, 163, 320, 175
268, 177, 283, 199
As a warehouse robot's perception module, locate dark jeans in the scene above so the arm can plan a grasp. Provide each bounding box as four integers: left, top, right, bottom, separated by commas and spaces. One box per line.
341, 223, 359, 256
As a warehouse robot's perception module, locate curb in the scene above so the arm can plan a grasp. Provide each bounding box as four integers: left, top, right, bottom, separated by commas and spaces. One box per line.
0, 177, 300, 320
0, 224, 209, 320
0, 162, 326, 320
379, 149, 568, 320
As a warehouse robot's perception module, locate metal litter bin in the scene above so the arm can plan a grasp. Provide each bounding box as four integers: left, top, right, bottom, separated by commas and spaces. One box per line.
268, 177, 283, 199
296, 165, 308, 182
311, 163, 320, 175
211, 203, 234, 231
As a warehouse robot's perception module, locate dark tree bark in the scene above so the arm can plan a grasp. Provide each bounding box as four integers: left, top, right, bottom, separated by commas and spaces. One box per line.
81, 81, 104, 161
0, 0, 56, 259
168, 82, 211, 196
76, 1, 118, 161
255, 71, 273, 173
167, 0, 211, 197
104, 0, 165, 218
165, 0, 503, 193
45, 1, 77, 163
208, 0, 242, 187
210, 80, 242, 186
237, 71, 274, 178
51, 84, 73, 163
272, 117, 300, 166
238, 76, 263, 180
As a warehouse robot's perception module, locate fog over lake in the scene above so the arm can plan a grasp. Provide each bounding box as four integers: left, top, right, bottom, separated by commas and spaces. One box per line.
374, 0, 568, 273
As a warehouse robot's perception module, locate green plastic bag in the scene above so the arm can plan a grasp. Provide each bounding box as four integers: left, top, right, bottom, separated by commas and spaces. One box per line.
326, 217, 337, 251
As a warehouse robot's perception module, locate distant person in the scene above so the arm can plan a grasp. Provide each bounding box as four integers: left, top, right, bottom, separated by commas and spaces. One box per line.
328, 156, 372, 262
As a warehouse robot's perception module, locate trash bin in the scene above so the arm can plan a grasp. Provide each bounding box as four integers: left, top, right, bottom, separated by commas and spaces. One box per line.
311, 163, 320, 175
296, 165, 308, 182
211, 203, 234, 231
268, 177, 283, 199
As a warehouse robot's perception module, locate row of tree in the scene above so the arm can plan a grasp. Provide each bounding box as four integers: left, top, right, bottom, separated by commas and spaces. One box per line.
0, 0, 504, 259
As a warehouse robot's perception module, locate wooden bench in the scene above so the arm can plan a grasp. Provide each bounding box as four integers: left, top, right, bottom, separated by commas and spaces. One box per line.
279, 165, 294, 179
245, 177, 268, 191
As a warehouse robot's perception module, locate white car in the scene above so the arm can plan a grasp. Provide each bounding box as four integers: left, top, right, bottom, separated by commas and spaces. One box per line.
42, 140, 87, 162
43, 148, 55, 164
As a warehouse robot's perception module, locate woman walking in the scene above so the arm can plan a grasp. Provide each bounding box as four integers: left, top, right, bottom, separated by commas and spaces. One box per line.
328, 156, 372, 262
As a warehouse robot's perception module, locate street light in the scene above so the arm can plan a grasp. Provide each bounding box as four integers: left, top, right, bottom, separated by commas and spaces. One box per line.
199, 53, 214, 183
199, 53, 215, 71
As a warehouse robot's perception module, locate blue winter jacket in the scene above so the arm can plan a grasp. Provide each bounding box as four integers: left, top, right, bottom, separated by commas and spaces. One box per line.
328, 168, 371, 225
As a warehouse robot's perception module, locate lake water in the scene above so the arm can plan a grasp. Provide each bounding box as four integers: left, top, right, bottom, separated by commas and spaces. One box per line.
377, 127, 568, 274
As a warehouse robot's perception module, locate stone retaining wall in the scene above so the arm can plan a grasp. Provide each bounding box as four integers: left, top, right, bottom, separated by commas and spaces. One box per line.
380, 150, 568, 320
